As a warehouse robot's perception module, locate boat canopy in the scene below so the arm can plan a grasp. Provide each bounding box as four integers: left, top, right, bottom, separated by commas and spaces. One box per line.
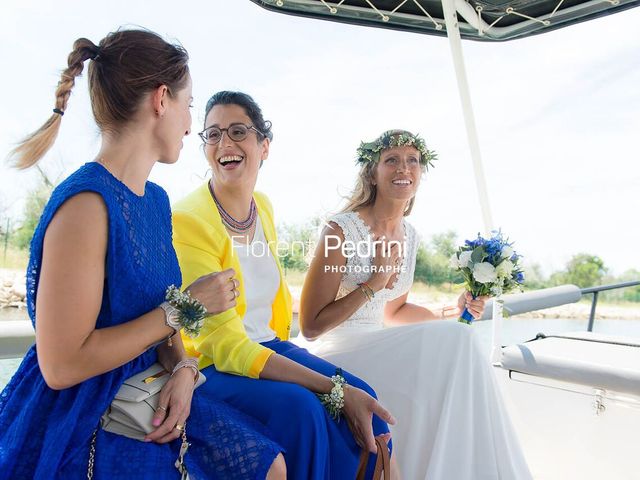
249, 0, 640, 41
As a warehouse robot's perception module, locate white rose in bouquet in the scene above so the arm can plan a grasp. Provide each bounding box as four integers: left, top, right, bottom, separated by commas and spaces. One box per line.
473, 262, 497, 284
501, 245, 514, 259
496, 259, 514, 278
459, 250, 473, 269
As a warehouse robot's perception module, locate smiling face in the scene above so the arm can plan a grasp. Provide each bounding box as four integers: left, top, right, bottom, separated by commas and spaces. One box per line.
203, 103, 269, 189
155, 74, 193, 164
373, 145, 422, 203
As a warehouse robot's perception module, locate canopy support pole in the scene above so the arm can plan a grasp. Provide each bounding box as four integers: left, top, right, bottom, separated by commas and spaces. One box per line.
441, 0, 494, 235
442, 0, 499, 360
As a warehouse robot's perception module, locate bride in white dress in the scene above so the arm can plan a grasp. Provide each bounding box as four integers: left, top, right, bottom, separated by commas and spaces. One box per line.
297, 130, 532, 479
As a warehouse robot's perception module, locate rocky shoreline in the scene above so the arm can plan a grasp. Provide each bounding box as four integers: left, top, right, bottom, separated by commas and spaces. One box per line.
2, 270, 638, 321
290, 286, 640, 321
0, 269, 26, 310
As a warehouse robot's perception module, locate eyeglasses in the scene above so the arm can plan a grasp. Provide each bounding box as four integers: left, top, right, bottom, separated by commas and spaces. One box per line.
198, 123, 266, 145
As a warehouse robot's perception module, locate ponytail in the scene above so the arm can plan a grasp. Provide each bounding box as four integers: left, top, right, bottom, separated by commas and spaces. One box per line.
9, 28, 189, 170
10, 38, 99, 169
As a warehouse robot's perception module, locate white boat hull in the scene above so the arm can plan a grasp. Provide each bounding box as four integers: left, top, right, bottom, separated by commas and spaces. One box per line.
495, 367, 640, 480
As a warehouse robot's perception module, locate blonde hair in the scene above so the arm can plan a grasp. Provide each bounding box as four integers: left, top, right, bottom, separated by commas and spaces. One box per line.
341, 129, 425, 216
9, 29, 189, 170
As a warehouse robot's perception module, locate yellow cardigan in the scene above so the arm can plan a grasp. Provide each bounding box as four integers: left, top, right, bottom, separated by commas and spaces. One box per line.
172, 183, 292, 378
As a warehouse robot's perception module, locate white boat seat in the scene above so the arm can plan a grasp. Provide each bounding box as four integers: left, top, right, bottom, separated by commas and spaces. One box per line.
500, 331, 640, 396
0, 320, 34, 360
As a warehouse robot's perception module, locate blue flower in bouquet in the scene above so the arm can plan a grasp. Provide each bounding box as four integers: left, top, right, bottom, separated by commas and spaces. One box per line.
449, 230, 525, 324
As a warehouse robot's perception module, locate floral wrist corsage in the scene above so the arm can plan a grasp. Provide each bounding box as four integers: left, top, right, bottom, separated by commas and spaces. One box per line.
317, 368, 347, 421
165, 285, 208, 337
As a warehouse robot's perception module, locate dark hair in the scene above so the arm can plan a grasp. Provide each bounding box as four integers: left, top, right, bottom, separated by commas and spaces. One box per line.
10, 28, 190, 169
204, 91, 273, 142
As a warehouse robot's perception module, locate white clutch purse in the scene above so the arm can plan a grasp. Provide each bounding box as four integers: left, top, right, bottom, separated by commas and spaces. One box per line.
101, 362, 206, 441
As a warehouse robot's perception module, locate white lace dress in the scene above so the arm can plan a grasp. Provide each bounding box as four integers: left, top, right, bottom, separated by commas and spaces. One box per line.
297, 212, 532, 480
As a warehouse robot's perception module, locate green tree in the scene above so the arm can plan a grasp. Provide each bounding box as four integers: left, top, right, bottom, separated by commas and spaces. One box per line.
553, 253, 607, 288
430, 230, 457, 258
277, 219, 319, 274
521, 262, 549, 290
620, 269, 640, 302
414, 244, 448, 285
414, 231, 462, 286
12, 184, 52, 250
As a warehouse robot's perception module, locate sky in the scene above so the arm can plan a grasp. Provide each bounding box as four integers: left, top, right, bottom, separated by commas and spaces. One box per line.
0, 0, 639, 277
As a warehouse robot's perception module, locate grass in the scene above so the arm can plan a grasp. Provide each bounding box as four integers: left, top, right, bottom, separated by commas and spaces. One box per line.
284, 268, 463, 302
0, 246, 29, 270
283, 269, 307, 288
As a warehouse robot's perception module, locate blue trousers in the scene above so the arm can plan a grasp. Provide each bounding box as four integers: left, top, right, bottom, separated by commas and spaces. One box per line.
199, 339, 390, 480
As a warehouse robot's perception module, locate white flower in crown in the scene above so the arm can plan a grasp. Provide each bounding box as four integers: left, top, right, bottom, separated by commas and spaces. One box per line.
459, 250, 473, 269
356, 130, 437, 169
496, 259, 515, 278
473, 262, 498, 284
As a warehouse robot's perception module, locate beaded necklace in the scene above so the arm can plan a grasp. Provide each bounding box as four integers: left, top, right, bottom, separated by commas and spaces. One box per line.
208, 181, 257, 233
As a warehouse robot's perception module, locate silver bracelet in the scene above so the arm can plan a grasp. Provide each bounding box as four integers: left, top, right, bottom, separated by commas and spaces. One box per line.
159, 301, 181, 331
172, 358, 200, 384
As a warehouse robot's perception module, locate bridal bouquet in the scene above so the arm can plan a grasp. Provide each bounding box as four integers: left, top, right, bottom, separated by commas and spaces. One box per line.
449, 231, 525, 324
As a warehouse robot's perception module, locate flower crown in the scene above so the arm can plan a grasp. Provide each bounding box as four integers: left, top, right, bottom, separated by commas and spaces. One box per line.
356, 130, 437, 169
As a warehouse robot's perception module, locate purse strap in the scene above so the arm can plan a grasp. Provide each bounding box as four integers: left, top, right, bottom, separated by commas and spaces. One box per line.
87, 429, 97, 479
356, 435, 391, 480
87, 426, 191, 479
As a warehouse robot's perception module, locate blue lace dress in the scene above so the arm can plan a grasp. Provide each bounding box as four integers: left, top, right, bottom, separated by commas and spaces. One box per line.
0, 163, 282, 480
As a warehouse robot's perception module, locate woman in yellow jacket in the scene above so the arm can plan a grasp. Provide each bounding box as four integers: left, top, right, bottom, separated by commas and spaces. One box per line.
172, 91, 396, 479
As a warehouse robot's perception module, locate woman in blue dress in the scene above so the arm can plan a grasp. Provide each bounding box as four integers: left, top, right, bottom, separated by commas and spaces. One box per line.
0, 28, 285, 479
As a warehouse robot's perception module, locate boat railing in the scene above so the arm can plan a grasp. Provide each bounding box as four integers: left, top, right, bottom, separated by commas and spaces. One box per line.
1, 281, 639, 360
581, 280, 640, 331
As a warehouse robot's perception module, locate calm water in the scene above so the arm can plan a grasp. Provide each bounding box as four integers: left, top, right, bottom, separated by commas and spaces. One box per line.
1, 310, 639, 389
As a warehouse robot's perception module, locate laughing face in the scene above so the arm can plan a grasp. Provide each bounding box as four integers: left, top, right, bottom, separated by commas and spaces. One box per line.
203, 103, 269, 189
373, 145, 422, 202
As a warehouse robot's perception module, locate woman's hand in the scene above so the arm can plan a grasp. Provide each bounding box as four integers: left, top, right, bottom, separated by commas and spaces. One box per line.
145, 367, 196, 444
342, 385, 396, 453
458, 292, 489, 320
186, 268, 239, 315
368, 237, 402, 292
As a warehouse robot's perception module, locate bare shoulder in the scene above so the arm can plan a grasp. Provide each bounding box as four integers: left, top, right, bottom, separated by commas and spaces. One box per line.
45, 191, 108, 247
313, 221, 347, 267
322, 221, 345, 241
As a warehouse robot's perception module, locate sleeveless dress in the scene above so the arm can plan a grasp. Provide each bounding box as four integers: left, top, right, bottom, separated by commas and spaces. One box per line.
0, 162, 282, 480
297, 211, 532, 480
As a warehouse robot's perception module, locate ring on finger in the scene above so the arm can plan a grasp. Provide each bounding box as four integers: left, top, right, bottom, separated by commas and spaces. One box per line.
175, 423, 185, 432
157, 405, 167, 413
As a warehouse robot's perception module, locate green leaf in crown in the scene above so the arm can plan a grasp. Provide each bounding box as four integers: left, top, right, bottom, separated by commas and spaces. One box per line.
355, 129, 438, 170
